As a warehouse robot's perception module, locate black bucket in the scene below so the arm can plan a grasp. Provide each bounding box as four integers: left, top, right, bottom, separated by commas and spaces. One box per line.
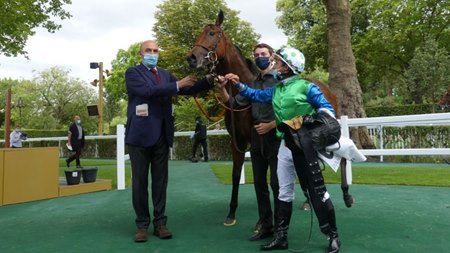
65, 170, 82, 185
82, 167, 98, 183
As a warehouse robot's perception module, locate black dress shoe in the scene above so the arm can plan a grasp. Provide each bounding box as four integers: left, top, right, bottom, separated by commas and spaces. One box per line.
249, 227, 273, 241
260, 235, 288, 251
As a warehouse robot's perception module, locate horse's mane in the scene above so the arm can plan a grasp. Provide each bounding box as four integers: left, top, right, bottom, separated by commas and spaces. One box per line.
234, 45, 259, 77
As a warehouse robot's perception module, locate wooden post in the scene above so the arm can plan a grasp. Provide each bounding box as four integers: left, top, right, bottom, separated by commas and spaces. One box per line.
98, 62, 104, 136
4, 88, 11, 148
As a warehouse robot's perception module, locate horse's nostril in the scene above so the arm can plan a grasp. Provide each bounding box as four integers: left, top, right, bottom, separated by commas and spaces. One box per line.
187, 54, 195, 63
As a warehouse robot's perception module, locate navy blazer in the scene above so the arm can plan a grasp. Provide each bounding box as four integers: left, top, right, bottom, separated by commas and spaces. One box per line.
69, 123, 85, 150
125, 63, 213, 147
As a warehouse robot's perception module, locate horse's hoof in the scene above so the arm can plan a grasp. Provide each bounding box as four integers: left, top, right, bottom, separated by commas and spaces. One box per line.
223, 217, 236, 226
344, 194, 354, 208
301, 200, 311, 211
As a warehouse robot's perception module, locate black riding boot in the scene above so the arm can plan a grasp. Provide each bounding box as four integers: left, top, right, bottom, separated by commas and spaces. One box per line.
327, 230, 341, 253
321, 224, 341, 253
260, 201, 292, 251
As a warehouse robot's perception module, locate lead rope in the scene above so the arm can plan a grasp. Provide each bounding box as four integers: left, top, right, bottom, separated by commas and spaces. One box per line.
288, 189, 314, 253
228, 82, 248, 154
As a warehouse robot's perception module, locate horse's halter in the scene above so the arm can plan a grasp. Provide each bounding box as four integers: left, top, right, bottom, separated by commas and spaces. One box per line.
193, 25, 223, 74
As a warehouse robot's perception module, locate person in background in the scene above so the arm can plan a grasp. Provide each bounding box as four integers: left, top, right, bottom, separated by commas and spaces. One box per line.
65, 115, 85, 168
125, 39, 214, 243
216, 43, 280, 241
190, 116, 208, 162
10, 125, 27, 148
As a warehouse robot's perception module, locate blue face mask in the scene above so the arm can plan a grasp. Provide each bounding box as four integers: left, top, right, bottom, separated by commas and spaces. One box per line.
255, 57, 270, 70
143, 54, 159, 68
271, 69, 282, 80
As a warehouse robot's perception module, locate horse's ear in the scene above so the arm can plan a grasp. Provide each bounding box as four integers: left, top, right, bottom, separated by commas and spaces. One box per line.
216, 10, 224, 26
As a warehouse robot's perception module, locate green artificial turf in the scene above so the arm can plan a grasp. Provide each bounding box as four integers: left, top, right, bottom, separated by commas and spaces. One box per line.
59, 158, 132, 188
209, 161, 450, 187
5, 160, 450, 253
59, 159, 450, 188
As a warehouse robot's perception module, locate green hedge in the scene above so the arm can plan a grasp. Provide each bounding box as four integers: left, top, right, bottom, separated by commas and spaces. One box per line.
172, 135, 234, 161
4, 129, 448, 163
365, 104, 445, 117
16, 135, 234, 161
372, 126, 449, 163
0, 129, 67, 139
2, 102, 449, 163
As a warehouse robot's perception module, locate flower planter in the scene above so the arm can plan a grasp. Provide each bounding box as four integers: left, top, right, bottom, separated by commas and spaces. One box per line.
65, 170, 82, 185
82, 167, 98, 183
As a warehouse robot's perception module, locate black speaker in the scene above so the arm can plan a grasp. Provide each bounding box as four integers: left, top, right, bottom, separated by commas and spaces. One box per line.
87, 105, 99, 116
90, 62, 99, 69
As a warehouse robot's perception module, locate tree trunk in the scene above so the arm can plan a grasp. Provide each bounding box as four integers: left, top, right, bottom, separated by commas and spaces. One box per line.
324, 0, 374, 149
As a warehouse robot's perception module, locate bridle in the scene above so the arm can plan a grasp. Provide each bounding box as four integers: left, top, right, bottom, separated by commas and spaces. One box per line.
193, 25, 223, 74
191, 25, 251, 154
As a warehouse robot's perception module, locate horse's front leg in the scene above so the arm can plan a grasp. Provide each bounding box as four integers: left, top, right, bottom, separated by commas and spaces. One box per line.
224, 144, 246, 226
340, 159, 354, 207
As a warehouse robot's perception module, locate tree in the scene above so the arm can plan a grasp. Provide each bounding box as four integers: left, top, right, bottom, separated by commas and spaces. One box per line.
31, 66, 98, 131
402, 38, 450, 106
276, 0, 328, 72
323, 0, 372, 147
154, 0, 259, 78
276, 0, 450, 106
0, 0, 72, 57
105, 0, 260, 121
355, 0, 450, 100
104, 43, 141, 102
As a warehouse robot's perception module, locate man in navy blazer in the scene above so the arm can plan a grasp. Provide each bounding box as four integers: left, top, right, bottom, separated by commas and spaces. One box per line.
65, 115, 85, 168
126, 40, 214, 243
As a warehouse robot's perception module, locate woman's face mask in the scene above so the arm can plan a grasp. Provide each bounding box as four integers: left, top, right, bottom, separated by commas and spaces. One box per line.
143, 54, 159, 68
15, 128, 20, 132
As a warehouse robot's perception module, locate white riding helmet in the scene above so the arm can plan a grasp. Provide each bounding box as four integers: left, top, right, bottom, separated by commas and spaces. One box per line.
275, 47, 305, 74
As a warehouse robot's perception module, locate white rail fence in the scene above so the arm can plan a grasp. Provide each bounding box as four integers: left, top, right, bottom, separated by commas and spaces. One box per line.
10, 112, 450, 190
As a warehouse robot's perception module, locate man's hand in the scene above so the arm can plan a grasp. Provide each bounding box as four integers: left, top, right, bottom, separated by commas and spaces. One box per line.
178, 75, 198, 88
214, 75, 229, 101
215, 75, 227, 89
254, 121, 277, 135
224, 73, 240, 85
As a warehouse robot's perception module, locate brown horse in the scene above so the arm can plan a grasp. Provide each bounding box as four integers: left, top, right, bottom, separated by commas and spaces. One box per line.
438, 90, 450, 110
187, 10, 353, 226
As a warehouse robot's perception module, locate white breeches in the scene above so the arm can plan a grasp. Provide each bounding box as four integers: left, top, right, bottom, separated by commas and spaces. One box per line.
277, 140, 297, 202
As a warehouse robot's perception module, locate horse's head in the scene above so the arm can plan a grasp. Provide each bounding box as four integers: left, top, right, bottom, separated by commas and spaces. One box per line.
438, 90, 450, 110
187, 10, 226, 69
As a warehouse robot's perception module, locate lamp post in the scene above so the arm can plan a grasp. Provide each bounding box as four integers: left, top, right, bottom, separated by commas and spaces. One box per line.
90, 62, 104, 135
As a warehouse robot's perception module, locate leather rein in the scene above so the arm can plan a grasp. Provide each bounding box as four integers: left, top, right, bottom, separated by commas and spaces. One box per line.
192, 27, 251, 118
192, 26, 251, 154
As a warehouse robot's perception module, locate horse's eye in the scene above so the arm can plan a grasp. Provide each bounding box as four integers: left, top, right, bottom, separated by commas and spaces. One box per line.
209, 31, 215, 36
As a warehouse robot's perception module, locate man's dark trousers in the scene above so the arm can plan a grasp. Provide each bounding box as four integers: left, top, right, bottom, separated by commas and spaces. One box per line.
250, 127, 280, 229
128, 135, 169, 229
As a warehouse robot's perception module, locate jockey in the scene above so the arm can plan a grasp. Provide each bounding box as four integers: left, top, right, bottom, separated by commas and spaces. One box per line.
217, 47, 341, 253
